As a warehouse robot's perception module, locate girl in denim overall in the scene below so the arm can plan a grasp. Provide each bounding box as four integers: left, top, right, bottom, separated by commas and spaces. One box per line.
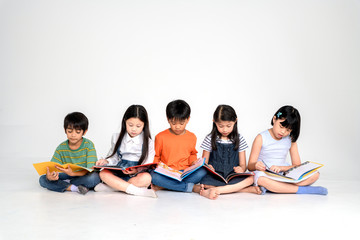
199, 105, 261, 200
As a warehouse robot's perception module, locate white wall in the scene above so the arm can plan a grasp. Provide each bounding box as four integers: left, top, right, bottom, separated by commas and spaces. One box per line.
1, 0, 359, 180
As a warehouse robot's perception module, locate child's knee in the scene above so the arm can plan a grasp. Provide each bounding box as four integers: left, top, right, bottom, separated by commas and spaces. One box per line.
88, 172, 101, 185
99, 169, 111, 180
197, 167, 208, 178
39, 175, 48, 187
135, 172, 152, 185
247, 175, 254, 184
257, 176, 267, 186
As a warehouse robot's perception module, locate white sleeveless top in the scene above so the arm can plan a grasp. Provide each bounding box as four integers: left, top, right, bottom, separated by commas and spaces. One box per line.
258, 129, 291, 167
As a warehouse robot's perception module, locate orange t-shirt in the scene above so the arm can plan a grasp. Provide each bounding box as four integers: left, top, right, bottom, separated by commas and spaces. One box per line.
154, 129, 198, 170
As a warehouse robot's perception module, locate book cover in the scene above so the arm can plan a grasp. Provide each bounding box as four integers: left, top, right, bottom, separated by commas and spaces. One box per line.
33, 161, 93, 175
93, 162, 157, 171
154, 157, 206, 182
263, 161, 323, 183
204, 163, 254, 184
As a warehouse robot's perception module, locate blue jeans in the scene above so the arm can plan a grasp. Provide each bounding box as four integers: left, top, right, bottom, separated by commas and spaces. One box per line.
150, 167, 207, 192
39, 172, 101, 193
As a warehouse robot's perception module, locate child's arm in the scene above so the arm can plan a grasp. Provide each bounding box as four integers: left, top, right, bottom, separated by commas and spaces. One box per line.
234, 151, 246, 173
55, 166, 88, 176
143, 138, 156, 164
202, 150, 214, 171
86, 142, 98, 168
248, 134, 265, 171
289, 141, 301, 166
105, 133, 121, 166
153, 135, 162, 163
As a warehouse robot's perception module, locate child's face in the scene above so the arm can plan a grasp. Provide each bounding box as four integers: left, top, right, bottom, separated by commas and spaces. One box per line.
168, 118, 189, 135
215, 120, 236, 139
65, 127, 86, 146
126, 117, 144, 138
271, 117, 292, 140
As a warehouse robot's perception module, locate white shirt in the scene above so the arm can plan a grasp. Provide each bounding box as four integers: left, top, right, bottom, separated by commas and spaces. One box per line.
106, 132, 155, 166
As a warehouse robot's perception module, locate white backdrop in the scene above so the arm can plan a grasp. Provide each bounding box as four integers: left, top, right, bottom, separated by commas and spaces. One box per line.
1, 0, 359, 180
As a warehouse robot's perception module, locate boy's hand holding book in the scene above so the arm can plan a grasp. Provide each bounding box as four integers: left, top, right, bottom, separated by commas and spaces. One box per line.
46, 167, 59, 181
55, 165, 75, 176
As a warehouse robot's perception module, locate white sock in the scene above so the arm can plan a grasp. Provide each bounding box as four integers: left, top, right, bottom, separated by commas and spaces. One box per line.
94, 183, 116, 192
125, 184, 157, 198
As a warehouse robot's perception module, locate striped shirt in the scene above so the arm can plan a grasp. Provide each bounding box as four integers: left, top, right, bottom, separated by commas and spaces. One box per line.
200, 134, 248, 152
51, 138, 98, 168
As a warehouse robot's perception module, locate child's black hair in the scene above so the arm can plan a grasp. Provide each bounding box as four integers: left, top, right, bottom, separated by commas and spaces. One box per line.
166, 99, 191, 121
271, 105, 301, 142
107, 105, 151, 165
210, 105, 239, 151
64, 112, 89, 132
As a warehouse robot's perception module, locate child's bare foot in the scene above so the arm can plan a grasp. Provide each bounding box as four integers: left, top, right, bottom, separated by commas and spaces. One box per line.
151, 184, 164, 191
200, 188, 219, 200
239, 186, 262, 195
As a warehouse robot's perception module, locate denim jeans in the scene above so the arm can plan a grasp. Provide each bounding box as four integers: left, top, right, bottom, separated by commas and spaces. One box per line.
150, 167, 207, 192
39, 171, 101, 193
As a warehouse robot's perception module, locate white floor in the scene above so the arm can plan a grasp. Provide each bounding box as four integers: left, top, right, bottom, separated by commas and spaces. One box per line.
1, 160, 359, 240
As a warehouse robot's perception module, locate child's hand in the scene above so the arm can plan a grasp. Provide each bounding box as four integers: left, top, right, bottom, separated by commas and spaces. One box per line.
55, 165, 75, 176
270, 165, 282, 173
46, 167, 59, 181
233, 166, 244, 173
255, 161, 266, 171
207, 164, 215, 171
96, 159, 109, 166
122, 168, 138, 175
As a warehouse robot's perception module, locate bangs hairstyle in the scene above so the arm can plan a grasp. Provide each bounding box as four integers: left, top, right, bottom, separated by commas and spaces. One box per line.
166, 99, 191, 121
271, 105, 301, 142
107, 105, 151, 165
210, 105, 239, 151
64, 112, 88, 132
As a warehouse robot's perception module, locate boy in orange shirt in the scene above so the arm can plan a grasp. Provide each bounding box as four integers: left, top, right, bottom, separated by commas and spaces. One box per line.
150, 99, 207, 192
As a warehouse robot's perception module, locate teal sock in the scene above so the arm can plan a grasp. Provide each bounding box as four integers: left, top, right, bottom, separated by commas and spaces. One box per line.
297, 186, 328, 195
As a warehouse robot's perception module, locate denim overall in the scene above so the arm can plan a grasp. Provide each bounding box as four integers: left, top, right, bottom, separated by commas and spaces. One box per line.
201, 142, 247, 186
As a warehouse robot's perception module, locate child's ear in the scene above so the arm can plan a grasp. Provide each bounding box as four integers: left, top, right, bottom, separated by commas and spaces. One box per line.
186, 117, 190, 123
272, 116, 277, 125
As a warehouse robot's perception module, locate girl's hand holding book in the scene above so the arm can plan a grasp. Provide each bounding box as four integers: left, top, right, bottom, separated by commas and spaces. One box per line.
95, 158, 109, 166
233, 166, 244, 173
207, 164, 215, 171
122, 168, 137, 175
255, 161, 266, 171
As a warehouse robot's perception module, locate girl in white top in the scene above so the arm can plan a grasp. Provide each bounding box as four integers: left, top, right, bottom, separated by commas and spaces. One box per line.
248, 105, 327, 195
95, 105, 156, 198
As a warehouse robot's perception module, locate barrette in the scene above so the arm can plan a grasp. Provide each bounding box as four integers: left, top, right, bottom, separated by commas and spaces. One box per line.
277, 112, 282, 118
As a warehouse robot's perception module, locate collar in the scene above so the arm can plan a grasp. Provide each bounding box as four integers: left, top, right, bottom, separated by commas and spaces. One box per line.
124, 132, 143, 144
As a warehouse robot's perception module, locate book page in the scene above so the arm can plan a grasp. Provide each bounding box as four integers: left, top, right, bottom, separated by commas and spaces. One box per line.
284, 161, 323, 180
154, 162, 183, 181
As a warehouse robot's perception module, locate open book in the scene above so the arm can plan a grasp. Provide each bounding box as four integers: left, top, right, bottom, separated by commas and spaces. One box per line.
33, 161, 94, 175
204, 163, 254, 184
263, 161, 323, 183
154, 157, 206, 182
93, 162, 157, 172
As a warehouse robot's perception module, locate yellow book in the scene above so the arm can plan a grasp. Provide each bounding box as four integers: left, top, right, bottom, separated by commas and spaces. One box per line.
33, 161, 94, 175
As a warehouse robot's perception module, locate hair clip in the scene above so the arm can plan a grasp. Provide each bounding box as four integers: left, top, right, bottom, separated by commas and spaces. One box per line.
277, 112, 282, 118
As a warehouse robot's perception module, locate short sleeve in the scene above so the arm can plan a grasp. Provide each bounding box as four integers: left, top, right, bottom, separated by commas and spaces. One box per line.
238, 134, 248, 152
200, 135, 212, 152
